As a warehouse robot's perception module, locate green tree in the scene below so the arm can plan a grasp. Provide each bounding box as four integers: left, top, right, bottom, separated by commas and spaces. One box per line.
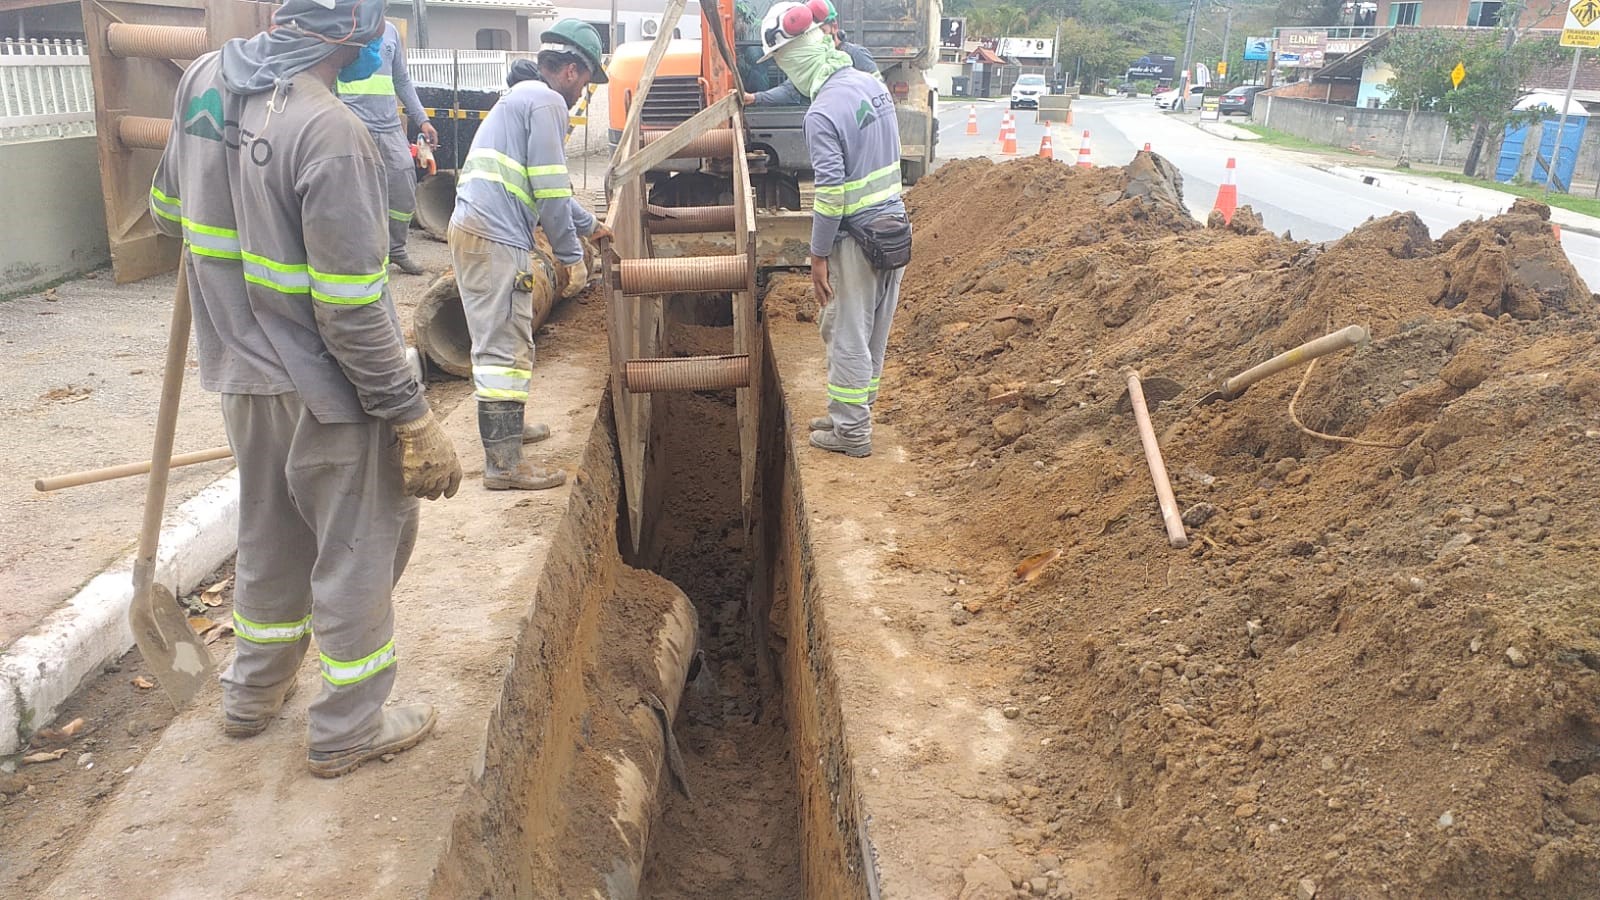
1378, 28, 1467, 167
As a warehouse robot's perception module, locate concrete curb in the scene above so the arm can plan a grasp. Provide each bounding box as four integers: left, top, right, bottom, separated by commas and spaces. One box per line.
1197, 121, 1261, 142
1316, 163, 1600, 240
1, 471, 240, 755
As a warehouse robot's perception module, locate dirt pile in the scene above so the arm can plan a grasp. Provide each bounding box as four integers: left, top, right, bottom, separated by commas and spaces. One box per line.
885, 156, 1600, 898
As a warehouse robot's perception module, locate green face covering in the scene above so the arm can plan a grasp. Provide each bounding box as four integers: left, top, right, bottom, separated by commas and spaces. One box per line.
774, 28, 852, 98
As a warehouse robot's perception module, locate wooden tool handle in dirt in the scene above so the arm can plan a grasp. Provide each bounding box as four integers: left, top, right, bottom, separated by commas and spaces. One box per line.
35, 446, 233, 492
129, 254, 216, 708
1221, 325, 1370, 400
1125, 370, 1189, 549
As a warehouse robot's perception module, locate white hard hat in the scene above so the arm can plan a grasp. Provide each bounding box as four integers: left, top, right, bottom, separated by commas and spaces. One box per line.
758, 1, 818, 62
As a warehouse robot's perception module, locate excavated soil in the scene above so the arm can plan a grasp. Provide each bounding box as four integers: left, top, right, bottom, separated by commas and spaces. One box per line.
877, 155, 1600, 898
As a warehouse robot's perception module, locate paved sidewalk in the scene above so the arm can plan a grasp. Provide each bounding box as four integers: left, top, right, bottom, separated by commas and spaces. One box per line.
1318, 163, 1600, 238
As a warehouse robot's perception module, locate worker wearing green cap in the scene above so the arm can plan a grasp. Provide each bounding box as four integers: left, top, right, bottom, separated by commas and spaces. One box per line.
448, 19, 612, 491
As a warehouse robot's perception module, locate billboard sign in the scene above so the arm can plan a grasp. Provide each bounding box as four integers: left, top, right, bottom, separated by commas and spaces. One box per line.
1243, 36, 1271, 61
1279, 29, 1326, 67
940, 17, 966, 49
1126, 54, 1176, 80
998, 37, 1054, 59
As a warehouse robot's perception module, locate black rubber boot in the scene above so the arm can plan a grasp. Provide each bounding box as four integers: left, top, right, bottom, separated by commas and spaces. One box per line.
391, 252, 426, 276
478, 401, 566, 491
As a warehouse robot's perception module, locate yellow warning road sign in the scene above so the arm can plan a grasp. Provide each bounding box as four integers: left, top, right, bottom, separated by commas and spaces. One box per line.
1564, 0, 1600, 46
1451, 61, 1466, 88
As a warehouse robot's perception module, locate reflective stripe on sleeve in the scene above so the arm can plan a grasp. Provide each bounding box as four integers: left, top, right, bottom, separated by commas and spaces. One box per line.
232, 611, 312, 644
320, 641, 397, 686
459, 149, 572, 212
389, 209, 414, 222
182, 218, 243, 260
150, 186, 182, 224
473, 364, 531, 402
309, 265, 387, 305
241, 252, 311, 294
337, 74, 396, 96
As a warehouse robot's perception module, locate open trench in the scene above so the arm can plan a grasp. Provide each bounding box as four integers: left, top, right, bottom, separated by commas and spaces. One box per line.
428, 297, 875, 898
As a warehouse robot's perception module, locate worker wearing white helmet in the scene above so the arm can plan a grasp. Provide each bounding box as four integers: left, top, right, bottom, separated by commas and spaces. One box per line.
758, 1, 911, 457
742, 0, 878, 106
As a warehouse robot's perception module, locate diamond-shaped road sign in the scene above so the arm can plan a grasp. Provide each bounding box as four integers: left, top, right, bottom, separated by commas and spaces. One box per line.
1451, 61, 1465, 88
1564, 0, 1600, 47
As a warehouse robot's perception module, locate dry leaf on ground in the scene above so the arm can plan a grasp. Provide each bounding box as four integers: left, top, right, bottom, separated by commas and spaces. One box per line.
21, 748, 68, 764
131, 675, 154, 690
200, 577, 232, 607
1013, 548, 1062, 583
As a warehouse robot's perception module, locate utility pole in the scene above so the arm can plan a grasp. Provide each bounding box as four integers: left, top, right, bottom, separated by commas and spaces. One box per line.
610, 0, 619, 61
412, 0, 430, 49
1179, 0, 1199, 109
1220, 4, 1232, 87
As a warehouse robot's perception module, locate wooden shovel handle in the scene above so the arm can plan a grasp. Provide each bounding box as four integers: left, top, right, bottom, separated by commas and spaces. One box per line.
1221, 325, 1370, 400
35, 446, 233, 492
130, 256, 193, 605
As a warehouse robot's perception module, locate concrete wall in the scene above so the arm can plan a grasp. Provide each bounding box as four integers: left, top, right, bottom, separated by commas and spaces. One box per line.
0, 136, 108, 294
1257, 95, 1485, 164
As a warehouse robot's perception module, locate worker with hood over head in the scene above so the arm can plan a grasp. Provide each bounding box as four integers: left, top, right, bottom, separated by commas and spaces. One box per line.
338, 20, 437, 275
150, 0, 462, 778
447, 19, 611, 491
759, 1, 911, 458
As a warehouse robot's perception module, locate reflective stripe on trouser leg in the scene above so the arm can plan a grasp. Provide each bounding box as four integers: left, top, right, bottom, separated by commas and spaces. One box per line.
451, 226, 536, 407
825, 235, 900, 445
279, 399, 417, 752
219, 393, 317, 723
373, 127, 417, 256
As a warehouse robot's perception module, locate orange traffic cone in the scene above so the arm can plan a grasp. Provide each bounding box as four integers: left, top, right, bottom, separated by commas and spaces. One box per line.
1001, 116, 1018, 155
1075, 130, 1092, 167
1212, 157, 1238, 225
1066, 108, 1073, 126
1553, 222, 1563, 241
997, 110, 1010, 145
1143, 142, 1152, 152
966, 105, 978, 136
1039, 131, 1053, 159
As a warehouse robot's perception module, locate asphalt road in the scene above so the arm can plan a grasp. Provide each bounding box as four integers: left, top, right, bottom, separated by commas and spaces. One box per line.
935, 96, 1600, 290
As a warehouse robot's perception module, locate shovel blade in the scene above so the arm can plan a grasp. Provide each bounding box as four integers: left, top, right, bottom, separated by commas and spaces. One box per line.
129, 582, 216, 709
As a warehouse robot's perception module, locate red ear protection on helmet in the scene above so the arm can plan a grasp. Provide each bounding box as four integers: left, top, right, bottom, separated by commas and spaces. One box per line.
780, 3, 816, 36
805, 0, 831, 24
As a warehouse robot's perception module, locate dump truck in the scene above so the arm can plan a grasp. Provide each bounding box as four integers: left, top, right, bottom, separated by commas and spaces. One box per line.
606, 0, 942, 210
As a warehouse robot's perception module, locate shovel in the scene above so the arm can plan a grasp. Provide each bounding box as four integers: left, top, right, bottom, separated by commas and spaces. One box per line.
129, 252, 217, 708
1196, 324, 1370, 406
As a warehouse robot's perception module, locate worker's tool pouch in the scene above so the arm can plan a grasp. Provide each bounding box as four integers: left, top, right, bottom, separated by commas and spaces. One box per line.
846, 212, 913, 271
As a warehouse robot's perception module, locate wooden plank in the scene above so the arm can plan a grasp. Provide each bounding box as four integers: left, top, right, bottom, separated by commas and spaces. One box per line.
608, 91, 737, 189
729, 112, 760, 524
699, 0, 744, 95
606, 0, 686, 177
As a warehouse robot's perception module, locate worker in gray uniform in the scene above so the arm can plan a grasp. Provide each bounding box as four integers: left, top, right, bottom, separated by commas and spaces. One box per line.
339, 20, 436, 276
760, 2, 910, 458
742, 0, 876, 106
448, 19, 610, 490
150, 0, 462, 778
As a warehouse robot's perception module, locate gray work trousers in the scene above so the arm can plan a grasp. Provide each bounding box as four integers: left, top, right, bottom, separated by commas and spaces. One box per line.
372, 127, 417, 256
219, 392, 419, 752
823, 234, 902, 445
449, 225, 533, 405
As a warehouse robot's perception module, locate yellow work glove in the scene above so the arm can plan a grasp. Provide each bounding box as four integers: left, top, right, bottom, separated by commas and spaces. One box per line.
393, 409, 462, 500
560, 259, 591, 299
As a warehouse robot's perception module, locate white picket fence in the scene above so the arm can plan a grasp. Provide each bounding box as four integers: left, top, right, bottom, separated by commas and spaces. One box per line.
0, 39, 95, 142
407, 49, 535, 92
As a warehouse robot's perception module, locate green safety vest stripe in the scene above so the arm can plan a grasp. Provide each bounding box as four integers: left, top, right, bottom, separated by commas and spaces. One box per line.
813, 162, 903, 218
337, 74, 396, 96
389, 209, 414, 222
473, 364, 533, 380
475, 386, 531, 401
460, 151, 573, 212
159, 201, 386, 304
233, 611, 313, 644
828, 383, 871, 404
320, 641, 397, 686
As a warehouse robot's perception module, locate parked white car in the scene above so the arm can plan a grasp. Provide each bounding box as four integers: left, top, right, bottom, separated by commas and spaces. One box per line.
1155, 84, 1206, 110
1010, 74, 1048, 109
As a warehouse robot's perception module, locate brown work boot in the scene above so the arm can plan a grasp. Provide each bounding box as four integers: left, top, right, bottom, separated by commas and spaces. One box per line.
485, 462, 568, 491
390, 252, 426, 276
222, 676, 299, 738
809, 428, 871, 458
808, 415, 832, 432
307, 703, 437, 778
